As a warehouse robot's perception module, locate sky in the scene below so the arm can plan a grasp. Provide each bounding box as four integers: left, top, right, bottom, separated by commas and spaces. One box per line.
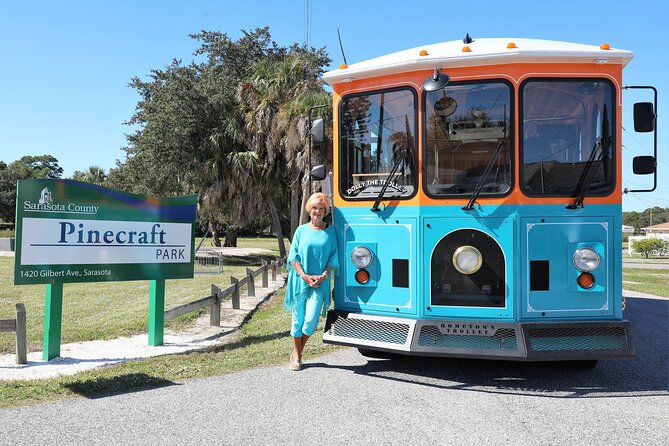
1, 0, 667, 212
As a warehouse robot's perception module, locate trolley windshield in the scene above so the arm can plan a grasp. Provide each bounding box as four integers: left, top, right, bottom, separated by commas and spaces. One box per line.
520, 79, 615, 197
424, 81, 513, 197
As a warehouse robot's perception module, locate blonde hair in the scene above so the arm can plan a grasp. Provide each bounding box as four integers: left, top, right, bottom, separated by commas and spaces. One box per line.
305, 192, 330, 215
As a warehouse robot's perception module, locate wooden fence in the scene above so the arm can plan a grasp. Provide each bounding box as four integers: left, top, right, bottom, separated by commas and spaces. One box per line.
164, 257, 285, 325
0, 303, 27, 364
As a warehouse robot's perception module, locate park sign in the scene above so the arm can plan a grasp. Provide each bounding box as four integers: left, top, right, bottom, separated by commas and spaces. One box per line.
14, 179, 197, 285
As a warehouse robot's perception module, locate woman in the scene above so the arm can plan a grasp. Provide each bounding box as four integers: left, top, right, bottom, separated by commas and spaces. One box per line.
284, 192, 338, 371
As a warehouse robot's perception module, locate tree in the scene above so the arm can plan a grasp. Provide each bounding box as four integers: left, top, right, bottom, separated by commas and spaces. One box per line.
118, 27, 331, 251
631, 237, 668, 258
71, 165, 107, 185
238, 52, 331, 244
623, 207, 669, 232
0, 155, 63, 223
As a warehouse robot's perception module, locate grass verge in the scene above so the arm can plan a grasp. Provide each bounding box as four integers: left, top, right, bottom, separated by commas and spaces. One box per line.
0, 256, 266, 354
0, 291, 342, 409
622, 268, 669, 296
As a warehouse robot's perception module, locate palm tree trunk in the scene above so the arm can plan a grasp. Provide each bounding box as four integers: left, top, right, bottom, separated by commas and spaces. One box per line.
290, 168, 301, 238
208, 221, 222, 247
299, 173, 310, 225
265, 190, 287, 258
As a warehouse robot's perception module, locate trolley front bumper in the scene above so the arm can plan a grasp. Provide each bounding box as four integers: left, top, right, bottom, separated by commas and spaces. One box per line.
323, 310, 634, 361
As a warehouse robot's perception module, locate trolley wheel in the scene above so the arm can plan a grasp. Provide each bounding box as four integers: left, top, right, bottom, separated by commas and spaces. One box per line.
357, 348, 392, 359
569, 359, 599, 369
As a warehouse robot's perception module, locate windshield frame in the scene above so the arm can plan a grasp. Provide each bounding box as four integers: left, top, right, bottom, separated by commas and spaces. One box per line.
338, 86, 419, 202
421, 78, 515, 200
519, 77, 617, 198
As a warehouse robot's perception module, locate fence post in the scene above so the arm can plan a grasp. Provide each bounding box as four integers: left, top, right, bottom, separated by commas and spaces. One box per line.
230, 277, 240, 310
261, 260, 269, 288
210, 284, 221, 326
246, 268, 255, 297
15, 304, 27, 365
271, 260, 277, 282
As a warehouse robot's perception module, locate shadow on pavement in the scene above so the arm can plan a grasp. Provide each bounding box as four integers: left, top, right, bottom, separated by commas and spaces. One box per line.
310, 298, 668, 399
63, 373, 178, 399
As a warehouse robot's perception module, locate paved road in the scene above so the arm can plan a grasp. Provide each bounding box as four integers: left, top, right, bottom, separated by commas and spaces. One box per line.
0, 297, 667, 446
623, 262, 669, 269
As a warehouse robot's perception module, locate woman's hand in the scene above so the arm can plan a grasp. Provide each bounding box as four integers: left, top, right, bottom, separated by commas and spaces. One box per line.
302, 272, 327, 288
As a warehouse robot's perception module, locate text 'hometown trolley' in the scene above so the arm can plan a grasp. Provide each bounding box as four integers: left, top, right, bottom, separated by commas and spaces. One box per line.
309, 37, 659, 368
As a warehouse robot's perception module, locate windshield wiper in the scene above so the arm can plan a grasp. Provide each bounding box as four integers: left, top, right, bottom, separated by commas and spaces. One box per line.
462, 141, 505, 211
371, 148, 407, 212
567, 105, 611, 209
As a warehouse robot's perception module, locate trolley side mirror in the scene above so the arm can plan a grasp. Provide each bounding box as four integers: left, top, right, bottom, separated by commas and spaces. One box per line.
632, 156, 655, 175
310, 118, 324, 145
633, 102, 655, 132
310, 164, 327, 181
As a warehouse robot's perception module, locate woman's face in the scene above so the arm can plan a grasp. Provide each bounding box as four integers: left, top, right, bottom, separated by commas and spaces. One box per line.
309, 201, 327, 221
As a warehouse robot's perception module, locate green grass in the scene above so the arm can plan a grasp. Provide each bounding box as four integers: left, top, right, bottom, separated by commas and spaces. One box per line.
622, 268, 669, 297
0, 292, 342, 409
194, 236, 289, 255
0, 237, 290, 354
0, 234, 342, 409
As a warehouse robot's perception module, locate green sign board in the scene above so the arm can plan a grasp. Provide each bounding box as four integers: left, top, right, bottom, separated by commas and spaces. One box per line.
14, 179, 197, 285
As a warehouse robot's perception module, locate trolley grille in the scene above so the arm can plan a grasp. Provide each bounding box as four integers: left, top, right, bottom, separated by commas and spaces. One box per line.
527, 326, 628, 352
417, 325, 518, 350
330, 317, 410, 345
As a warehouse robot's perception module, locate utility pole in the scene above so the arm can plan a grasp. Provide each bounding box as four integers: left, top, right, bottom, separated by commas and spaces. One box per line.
304, 0, 311, 46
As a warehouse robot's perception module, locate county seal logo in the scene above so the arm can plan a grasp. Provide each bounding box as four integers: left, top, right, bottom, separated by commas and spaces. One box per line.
39, 187, 53, 205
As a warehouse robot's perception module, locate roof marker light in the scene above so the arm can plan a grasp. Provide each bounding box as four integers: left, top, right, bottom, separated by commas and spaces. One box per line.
600, 43, 611, 50
462, 46, 472, 53
507, 42, 517, 49
419, 49, 428, 56
339, 63, 348, 69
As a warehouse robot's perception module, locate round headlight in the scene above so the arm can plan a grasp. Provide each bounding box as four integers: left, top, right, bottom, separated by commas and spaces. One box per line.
351, 246, 373, 268
573, 248, 600, 272
452, 245, 483, 275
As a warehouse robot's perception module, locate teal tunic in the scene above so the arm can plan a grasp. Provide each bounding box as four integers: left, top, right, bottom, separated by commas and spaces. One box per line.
284, 223, 339, 317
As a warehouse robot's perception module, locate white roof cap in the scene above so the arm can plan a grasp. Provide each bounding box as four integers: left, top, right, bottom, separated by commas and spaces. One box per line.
323, 38, 634, 85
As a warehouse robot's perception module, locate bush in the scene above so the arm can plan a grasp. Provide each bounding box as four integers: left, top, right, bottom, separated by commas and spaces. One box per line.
631, 238, 668, 258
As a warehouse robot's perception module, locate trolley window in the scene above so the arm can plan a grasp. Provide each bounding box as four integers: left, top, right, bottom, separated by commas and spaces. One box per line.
520, 79, 615, 197
339, 88, 417, 200
424, 81, 513, 197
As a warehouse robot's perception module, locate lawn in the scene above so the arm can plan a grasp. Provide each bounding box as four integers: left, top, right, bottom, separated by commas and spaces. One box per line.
0, 292, 342, 409
622, 268, 669, 297
0, 236, 290, 354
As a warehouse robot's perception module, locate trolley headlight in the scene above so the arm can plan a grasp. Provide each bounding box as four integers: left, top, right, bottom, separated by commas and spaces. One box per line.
350, 246, 373, 268
452, 245, 483, 275
572, 248, 600, 272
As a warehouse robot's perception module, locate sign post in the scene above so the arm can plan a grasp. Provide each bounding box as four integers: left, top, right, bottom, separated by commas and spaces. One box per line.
148, 279, 166, 346
13, 179, 196, 360
43, 283, 63, 361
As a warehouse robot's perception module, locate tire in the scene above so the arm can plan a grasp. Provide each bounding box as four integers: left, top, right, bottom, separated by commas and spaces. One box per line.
568, 359, 599, 369
357, 348, 392, 359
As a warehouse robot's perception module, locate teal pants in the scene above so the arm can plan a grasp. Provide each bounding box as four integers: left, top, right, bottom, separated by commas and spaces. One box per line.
291, 292, 323, 337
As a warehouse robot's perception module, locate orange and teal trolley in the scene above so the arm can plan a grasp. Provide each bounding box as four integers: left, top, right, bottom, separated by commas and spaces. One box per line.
315, 37, 658, 366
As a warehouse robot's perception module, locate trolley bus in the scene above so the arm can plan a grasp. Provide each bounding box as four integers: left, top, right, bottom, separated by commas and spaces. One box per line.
312, 37, 658, 366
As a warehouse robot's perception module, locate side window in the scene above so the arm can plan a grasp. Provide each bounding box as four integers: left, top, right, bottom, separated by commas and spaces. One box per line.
339, 88, 417, 199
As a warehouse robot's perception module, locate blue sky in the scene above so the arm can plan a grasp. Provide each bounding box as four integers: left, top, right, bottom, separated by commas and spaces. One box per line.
1, 0, 667, 211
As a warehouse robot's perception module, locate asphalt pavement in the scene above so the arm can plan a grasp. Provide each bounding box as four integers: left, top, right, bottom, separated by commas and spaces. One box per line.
0, 296, 666, 446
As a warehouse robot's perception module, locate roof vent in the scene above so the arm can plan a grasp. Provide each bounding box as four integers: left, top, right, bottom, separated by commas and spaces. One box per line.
463, 33, 473, 44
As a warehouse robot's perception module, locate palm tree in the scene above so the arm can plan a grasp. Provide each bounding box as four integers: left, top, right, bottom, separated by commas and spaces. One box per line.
239, 53, 331, 248
71, 165, 107, 185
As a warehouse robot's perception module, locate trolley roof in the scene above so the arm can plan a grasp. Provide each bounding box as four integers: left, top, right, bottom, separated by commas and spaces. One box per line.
322, 38, 634, 85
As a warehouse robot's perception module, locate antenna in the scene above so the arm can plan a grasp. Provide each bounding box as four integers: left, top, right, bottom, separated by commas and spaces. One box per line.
337, 28, 348, 66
